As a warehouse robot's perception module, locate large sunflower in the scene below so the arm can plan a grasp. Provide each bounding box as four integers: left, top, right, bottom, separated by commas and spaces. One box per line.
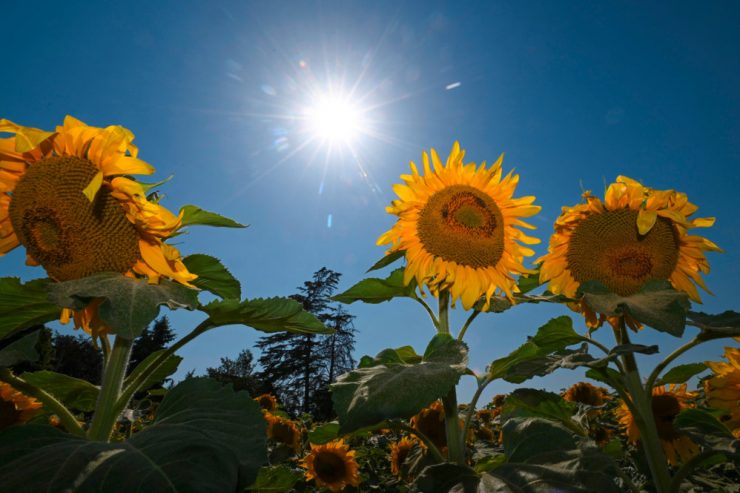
0, 116, 196, 336
616, 384, 699, 466
377, 142, 540, 310
0, 381, 43, 430
301, 439, 361, 492
538, 176, 720, 328
704, 346, 740, 433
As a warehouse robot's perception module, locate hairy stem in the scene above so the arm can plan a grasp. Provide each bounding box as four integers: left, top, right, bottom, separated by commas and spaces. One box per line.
0, 368, 85, 437
87, 335, 133, 441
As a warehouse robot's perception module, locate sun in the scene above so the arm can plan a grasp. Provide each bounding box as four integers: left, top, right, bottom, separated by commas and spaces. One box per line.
304, 93, 366, 145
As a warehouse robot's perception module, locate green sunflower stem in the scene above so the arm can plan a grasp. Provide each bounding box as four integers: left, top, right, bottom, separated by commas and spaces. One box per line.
0, 368, 85, 437
614, 320, 673, 493
436, 290, 464, 464
87, 335, 133, 442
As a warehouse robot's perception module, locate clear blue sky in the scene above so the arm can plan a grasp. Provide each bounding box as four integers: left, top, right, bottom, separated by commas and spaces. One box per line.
2, 1, 738, 403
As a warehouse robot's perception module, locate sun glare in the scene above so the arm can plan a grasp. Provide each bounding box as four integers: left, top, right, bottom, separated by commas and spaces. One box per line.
305, 94, 365, 144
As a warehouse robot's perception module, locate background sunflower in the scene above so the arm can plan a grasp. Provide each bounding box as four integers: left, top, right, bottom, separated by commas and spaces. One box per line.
301, 439, 361, 492
377, 142, 540, 310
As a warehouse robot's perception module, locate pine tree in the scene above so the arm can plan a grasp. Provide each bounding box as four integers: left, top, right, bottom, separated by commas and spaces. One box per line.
52, 333, 103, 384
128, 316, 176, 373
205, 349, 270, 396
256, 267, 355, 417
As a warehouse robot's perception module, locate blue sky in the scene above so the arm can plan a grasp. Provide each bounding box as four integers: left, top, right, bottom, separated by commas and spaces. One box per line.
2, 1, 738, 403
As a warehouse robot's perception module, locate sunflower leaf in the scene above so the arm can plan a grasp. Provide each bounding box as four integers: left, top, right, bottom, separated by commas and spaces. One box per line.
689, 310, 740, 341
366, 250, 406, 272
307, 422, 341, 445
247, 465, 301, 492
21, 371, 99, 412
332, 268, 416, 304
331, 334, 468, 434
0, 277, 61, 342
202, 297, 331, 334
48, 273, 199, 340
412, 418, 619, 493
0, 377, 267, 491
675, 409, 738, 455
501, 389, 584, 435
579, 280, 690, 336
180, 204, 247, 228
0, 330, 40, 367
123, 348, 183, 394
183, 254, 241, 300
517, 267, 542, 294
656, 362, 708, 385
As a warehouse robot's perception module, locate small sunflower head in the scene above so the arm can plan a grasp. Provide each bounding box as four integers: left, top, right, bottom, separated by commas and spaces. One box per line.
390, 436, 418, 479
491, 394, 507, 408
616, 384, 700, 465
410, 400, 447, 450
377, 142, 540, 309
254, 393, 278, 412
563, 382, 610, 407
538, 176, 721, 329
264, 412, 301, 452
0, 381, 43, 430
704, 347, 740, 428
301, 439, 361, 492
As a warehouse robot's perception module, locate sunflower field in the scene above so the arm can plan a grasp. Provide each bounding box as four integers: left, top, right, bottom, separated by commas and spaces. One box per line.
0, 117, 737, 493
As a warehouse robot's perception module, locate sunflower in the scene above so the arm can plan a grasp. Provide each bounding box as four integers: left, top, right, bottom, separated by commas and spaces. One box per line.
254, 393, 278, 412
616, 384, 700, 465
475, 426, 495, 442
0, 116, 196, 336
563, 382, 611, 407
704, 346, 740, 433
390, 436, 418, 478
538, 176, 720, 328
410, 400, 448, 450
377, 142, 540, 310
263, 412, 302, 452
301, 439, 361, 492
0, 381, 43, 430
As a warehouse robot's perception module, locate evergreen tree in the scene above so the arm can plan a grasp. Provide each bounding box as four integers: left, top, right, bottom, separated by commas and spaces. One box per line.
52, 333, 103, 384
256, 267, 356, 419
205, 349, 271, 396
128, 316, 176, 373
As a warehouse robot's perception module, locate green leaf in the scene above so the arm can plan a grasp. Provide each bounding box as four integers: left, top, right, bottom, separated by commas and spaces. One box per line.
0, 277, 61, 341
656, 362, 707, 385
123, 348, 182, 392
579, 280, 690, 336
48, 273, 199, 340
530, 316, 583, 352
359, 345, 423, 368
0, 377, 267, 492
474, 296, 513, 313
675, 408, 738, 455
183, 254, 241, 300
332, 334, 468, 433
501, 389, 584, 435
247, 465, 301, 492
412, 418, 619, 493
366, 250, 405, 272
180, 204, 246, 228
307, 422, 340, 444
332, 268, 416, 304
503, 344, 595, 384
517, 267, 542, 294
0, 330, 40, 367
22, 371, 99, 412
203, 297, 331, 334
689, 310, 740, 341
585, 367, 623, 387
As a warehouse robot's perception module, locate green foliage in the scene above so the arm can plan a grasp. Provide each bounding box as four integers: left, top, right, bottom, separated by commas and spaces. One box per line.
332, 268, 417, 304
0, 378, 267, 492
502, 389, 584, 435
48, 273, 198, 340
689, 310, 740, 340
183, 254, 241, 300
179, 204, 247, 228
579, 280, 690, 336
488, 316, 586, 382
307, 422, 341, 444
0, 330, 40, 367
675, 409, 739, 457
359, 345, 422, 368
203, 297, 330, 334
247, 465, 302, 492
656, 362, 707, 385
332, 334, 467, 433
123, 349, 182, 395
412, 418, 619, 493
22, 370, 99, 412
366, 250, 405, 272
0, 277, 61, 341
